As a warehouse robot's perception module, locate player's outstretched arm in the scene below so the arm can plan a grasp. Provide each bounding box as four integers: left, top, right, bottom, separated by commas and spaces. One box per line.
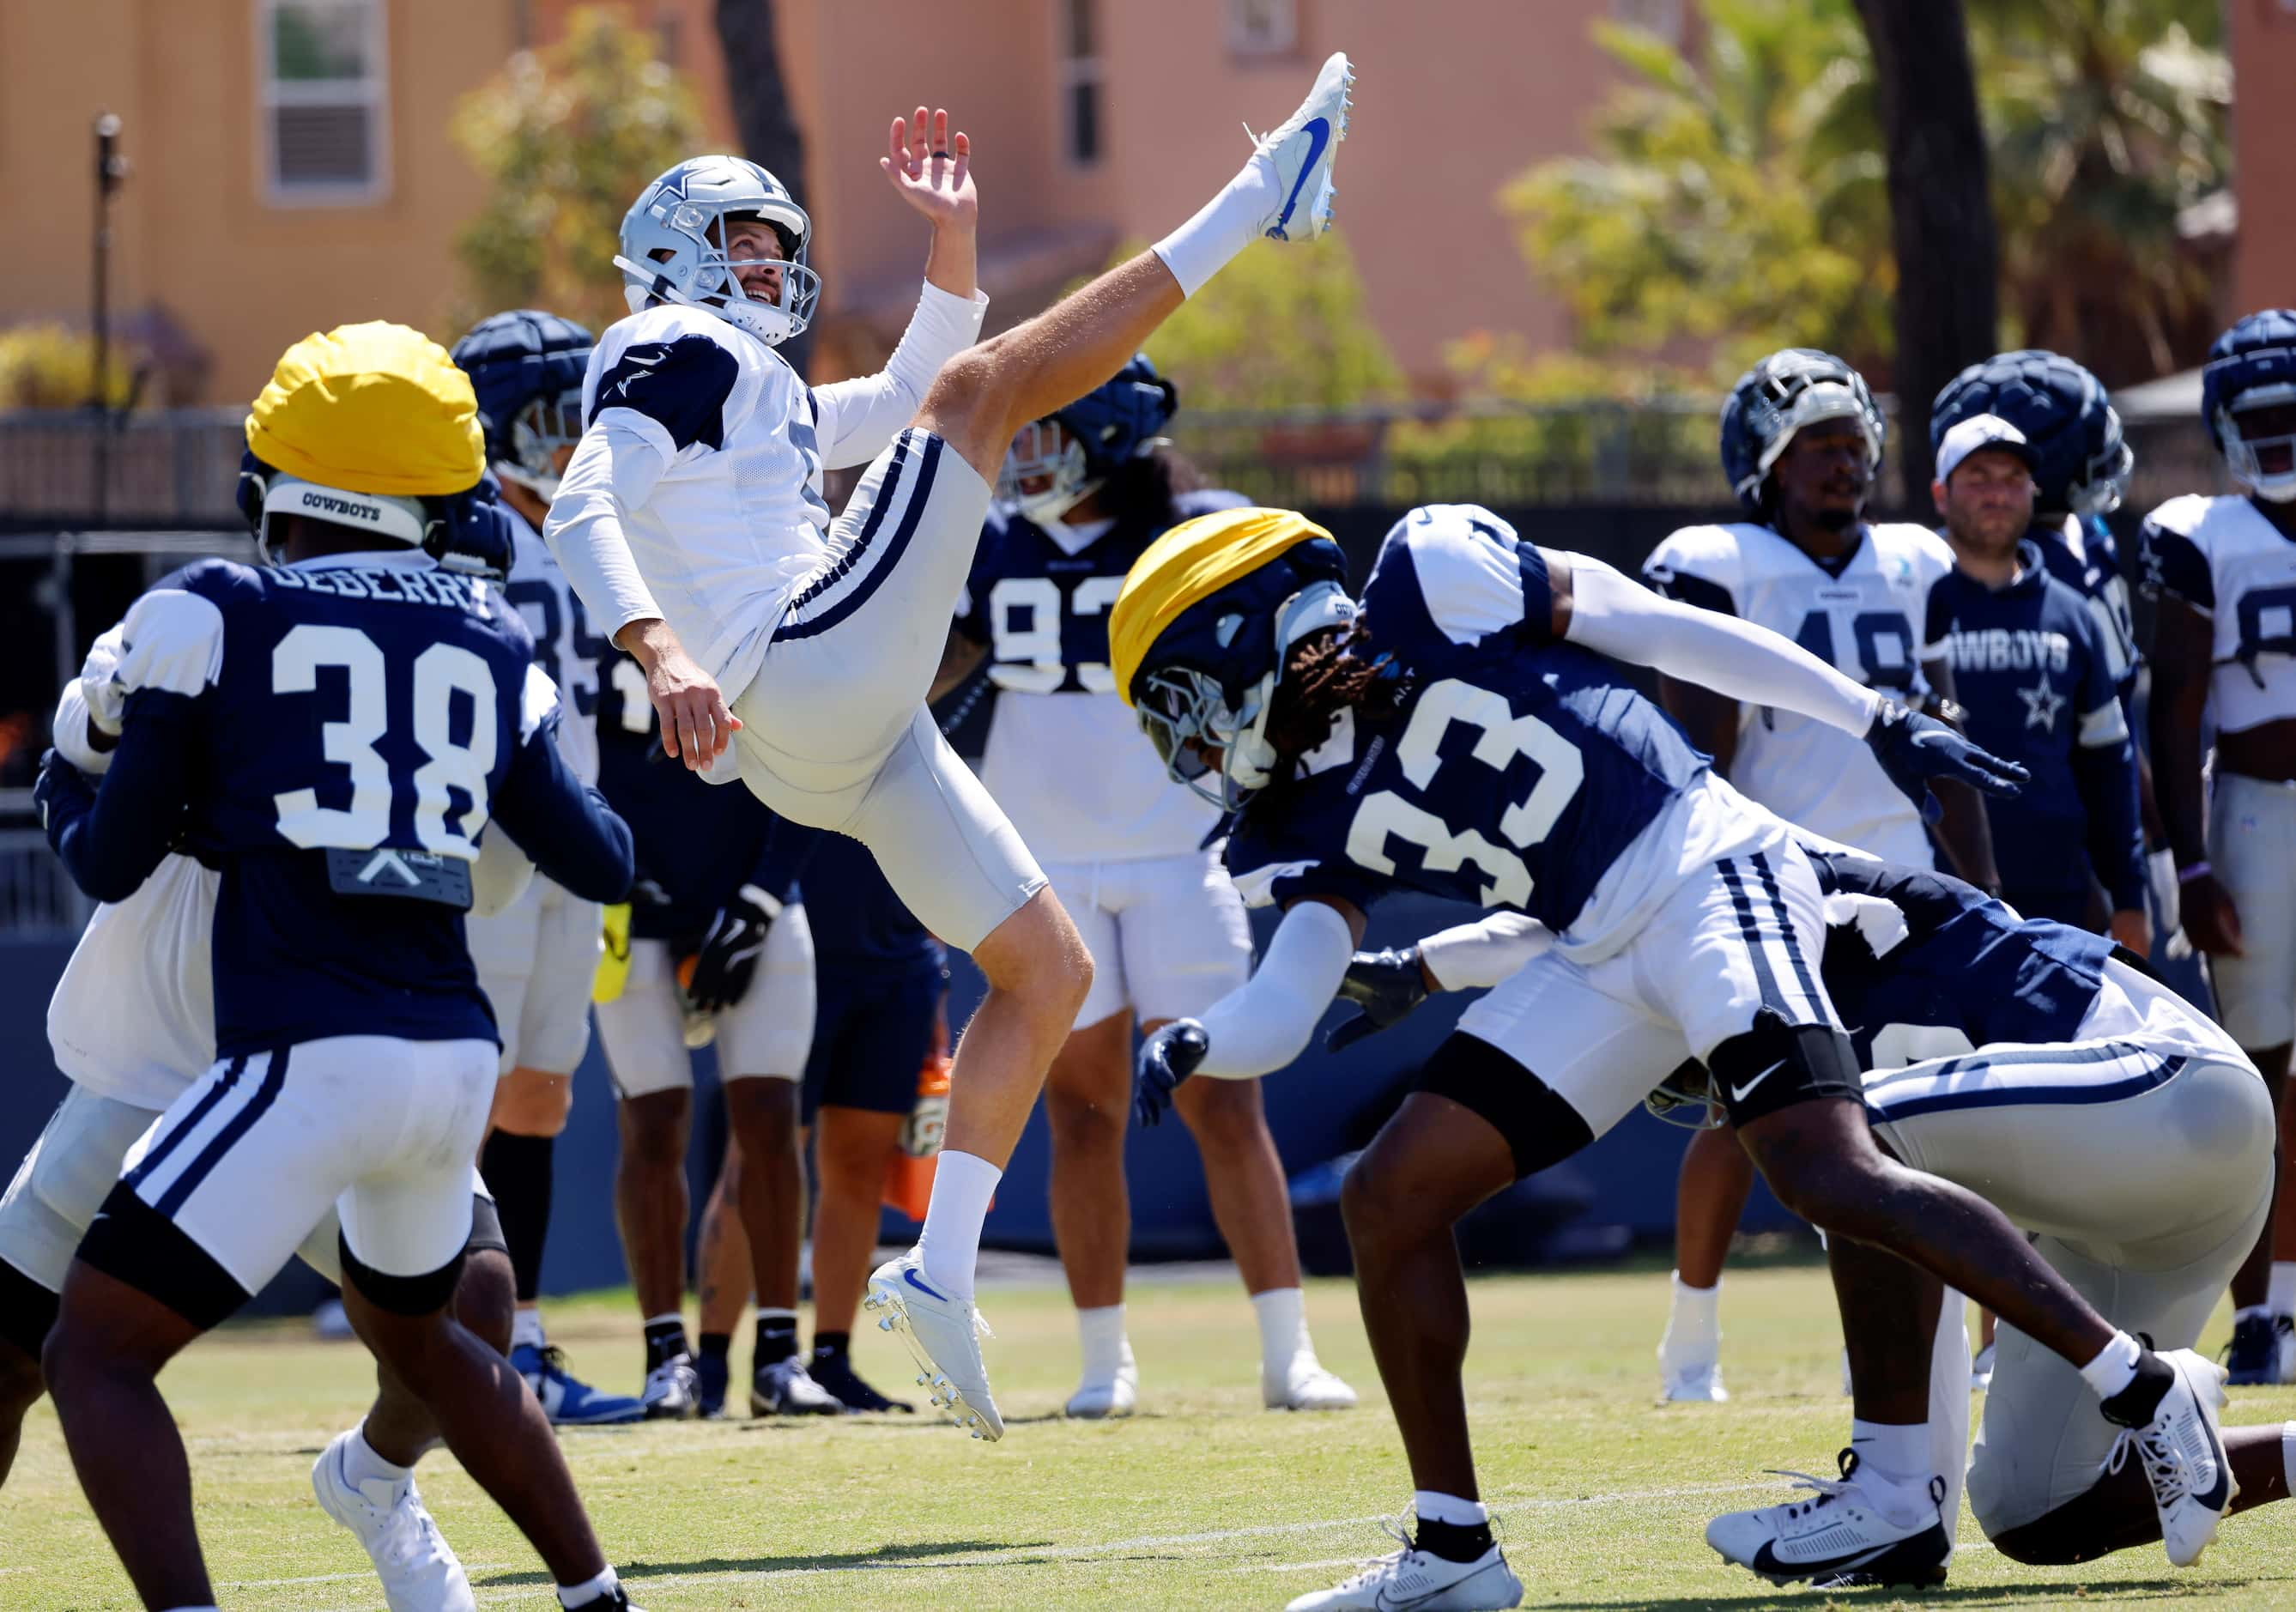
36, 706, 195, 905
1326, 913, 1551, 1051
489, 722, 636, 906
1131, 897, 1362, 1124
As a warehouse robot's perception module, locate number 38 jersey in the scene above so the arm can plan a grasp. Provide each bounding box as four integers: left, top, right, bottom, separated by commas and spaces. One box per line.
1223, 508, 1781, 961
1642, 520, 1950, 865
2139, 494, 2296, 735
85, 553, 627, 1057
958, 489, 1249, 864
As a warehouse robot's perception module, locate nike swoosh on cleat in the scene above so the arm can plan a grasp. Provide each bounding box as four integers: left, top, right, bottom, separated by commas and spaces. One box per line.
902, 1266, 950, 1303
1269, 117, 1330, 240
1372, 1560, 1504, 1609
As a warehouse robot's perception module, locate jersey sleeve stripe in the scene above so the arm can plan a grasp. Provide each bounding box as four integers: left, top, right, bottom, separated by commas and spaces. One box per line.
2078, 700, 2129, 748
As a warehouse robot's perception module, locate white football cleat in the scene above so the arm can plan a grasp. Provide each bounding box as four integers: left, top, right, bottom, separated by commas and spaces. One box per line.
310, 1431, 476, 1612
1287, 1521, 1523, 1611
1247, 51, 1354, 242
1660, 1359, 1730, 1403
865, 1245, 1003, 1441
2107, 1348, 2234, 1567
1970, 1342, 1996, 1394
639, 1353, 700, 1420
1705, 1451, 1948, 1589
1265, 1352, 1359, 1411
1065, 1339, 1138, 1420
751, 1355, 845, 1417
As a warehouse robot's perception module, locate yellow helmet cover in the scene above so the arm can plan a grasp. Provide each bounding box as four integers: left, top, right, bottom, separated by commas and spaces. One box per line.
1109, 506, 1338, 708
245, 321, 485, 498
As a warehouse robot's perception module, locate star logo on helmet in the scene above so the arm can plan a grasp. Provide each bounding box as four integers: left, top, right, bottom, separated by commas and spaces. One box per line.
655, 163, 702, 203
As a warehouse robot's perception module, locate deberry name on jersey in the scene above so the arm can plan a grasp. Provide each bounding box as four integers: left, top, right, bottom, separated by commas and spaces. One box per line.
960, 488, 1248, 863
44, 554, 621, 1057
1220, 506, 1774, 960
2141, 492, 2296, 733
1643, 517, 1950, 860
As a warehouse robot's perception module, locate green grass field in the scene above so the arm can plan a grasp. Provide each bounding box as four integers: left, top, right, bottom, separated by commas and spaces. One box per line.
4, 1261, 2292, 1609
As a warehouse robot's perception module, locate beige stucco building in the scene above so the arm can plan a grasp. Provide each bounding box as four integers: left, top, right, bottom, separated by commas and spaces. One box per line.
0, 0, 1630, 406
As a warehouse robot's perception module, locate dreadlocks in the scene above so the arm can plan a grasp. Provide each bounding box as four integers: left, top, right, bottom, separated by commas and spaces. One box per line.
1263, 621, 1403, 762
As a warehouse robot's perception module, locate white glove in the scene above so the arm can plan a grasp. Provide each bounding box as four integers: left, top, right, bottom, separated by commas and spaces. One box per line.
2147, 847, 2191, 960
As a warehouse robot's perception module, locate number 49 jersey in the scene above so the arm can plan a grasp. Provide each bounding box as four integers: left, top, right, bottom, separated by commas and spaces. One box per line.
88, 554, 615, 1057
1223, 507, 1779, 961
1642, 520, 1950, 865
2140, 494, 2296, 735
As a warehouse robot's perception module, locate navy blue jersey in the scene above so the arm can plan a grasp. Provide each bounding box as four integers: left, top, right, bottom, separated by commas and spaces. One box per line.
1925, 543, 2144, 910
593, 648, 805, 943
1224, 508, 1713, 942
2028, 513, 2139, 698
1814, 855, 2113, 1071
43, 555, 633, 1057
797, 831, 942, 977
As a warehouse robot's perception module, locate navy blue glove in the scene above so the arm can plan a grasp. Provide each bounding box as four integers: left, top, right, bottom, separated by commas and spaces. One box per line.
686, 883, 778, 1015
1133, 1020, 1209, 1127
1864, 701, 2027, 823
33, 748, 94, 846
1326, 946, 1429, 1051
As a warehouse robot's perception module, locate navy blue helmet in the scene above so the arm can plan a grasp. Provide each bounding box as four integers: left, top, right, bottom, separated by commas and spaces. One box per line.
2202, 309, 2296, 503
1719, 349, 1885, 517
450, 310, 596, 500
1930, 349, 2132, 517
999, 353, 1179, 524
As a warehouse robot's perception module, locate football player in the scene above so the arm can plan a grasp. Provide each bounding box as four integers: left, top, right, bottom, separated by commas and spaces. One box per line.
2142, 309, 2296, 1385
33, 324, 644, 1610
1702, 857, 2269, 1584
449, 309, 645, 1427
929, 360, 1354, 1418
589, 663, 823, 1418
545, 58, 1356, 1439
1110, 502, 2227, 1610
1926, 414, 2147, 942
1641, 349, 1991, 1406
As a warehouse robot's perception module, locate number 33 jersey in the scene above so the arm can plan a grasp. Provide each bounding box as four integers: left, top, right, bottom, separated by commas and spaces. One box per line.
89, 554, 604, 1056
1641, 519, 1950, 866
1222, 508, 1785, 962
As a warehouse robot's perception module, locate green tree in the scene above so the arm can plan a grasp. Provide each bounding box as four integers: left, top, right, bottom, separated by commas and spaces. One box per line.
450, 8, 704, 334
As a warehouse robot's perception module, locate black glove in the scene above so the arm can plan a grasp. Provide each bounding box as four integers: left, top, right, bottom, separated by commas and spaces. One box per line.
1325, 946, 1430, 1051
685, 883, 779, 1014
1864, 701, 2027, 824
33, 748, 94, 845
1133, 1020, 1209, 1127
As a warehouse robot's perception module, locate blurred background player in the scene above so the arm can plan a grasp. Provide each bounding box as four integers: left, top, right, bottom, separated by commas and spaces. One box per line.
34, 322, 643, 1612
2142, 308, 2296, 1385
591, 658, 824, 1417
451, 308, 645, 1427
1926, 414, 2147, 945
1640, 349, 1995, 1404
692, 832, 948, 1415
930, 359, 1354, 1417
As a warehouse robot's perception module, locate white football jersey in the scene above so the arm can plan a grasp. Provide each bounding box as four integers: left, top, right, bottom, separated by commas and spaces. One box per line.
559, 283, 987, 710
2141, 493, 2296, 734
1643, 520, 1950, 866
495, 506, 601, 788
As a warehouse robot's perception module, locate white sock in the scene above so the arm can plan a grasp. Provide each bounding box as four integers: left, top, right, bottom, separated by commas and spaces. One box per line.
1660, 1271, 1721, 1361
1152, 153, 1280, 300
1849, 1417, 1935, 1524
2273, 1264, 2296, 1318
341, 1424, 411, 1491
1076, 1304, 1129, 1385
557, 1566, 621, 1609
915, 1149, 1002, 1302
2078, 1330, 2144, 1401
512, 1307, 546, 1351
1251, 1286, 1311, 1377
1413, 1489, 1488, 1527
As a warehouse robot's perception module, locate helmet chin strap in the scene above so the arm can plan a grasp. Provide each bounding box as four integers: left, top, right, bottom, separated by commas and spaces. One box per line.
611, 254, 804, 346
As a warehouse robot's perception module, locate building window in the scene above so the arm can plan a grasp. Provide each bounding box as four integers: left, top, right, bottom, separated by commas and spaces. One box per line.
1060, 0, 1102, 167
1228, 0, 1297, 57
259, 0, 389, 203
1609, 0, 1685, 44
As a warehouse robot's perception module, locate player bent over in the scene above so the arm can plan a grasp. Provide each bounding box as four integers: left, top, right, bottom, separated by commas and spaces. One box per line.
35, 323, 645, 1612
1108, 502, 2228, 1609
931, 359, 1352, 1416
546, 57, 1357, 1437
1695, 858, 2271, 1581
450, 308, 644, 1426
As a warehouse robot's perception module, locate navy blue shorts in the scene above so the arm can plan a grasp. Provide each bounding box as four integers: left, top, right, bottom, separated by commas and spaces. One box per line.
801, 961, 945, 1124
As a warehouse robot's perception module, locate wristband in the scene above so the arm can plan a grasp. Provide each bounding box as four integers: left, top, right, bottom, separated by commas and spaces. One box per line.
2177, 861, 2213, 884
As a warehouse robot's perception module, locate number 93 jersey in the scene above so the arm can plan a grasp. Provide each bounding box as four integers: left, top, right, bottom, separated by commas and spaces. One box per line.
103, 554, 563, 1055
958, 489, 1249, 864
2140, 494, 2296, 735
1642, 519, 1950, 866
1223, 507, 1782, 962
